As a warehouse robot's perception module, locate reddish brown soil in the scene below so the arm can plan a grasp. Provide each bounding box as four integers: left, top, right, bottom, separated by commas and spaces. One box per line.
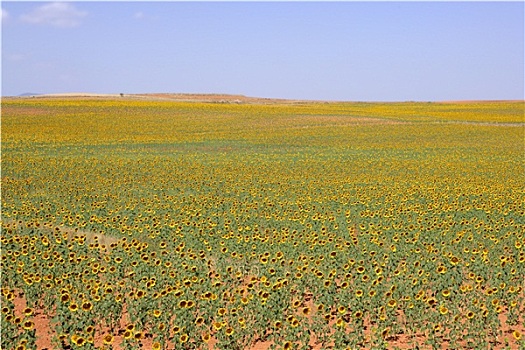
11, 291, 524, 350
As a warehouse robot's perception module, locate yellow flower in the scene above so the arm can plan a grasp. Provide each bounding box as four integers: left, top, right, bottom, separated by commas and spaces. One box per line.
22, 321, 34, 330
102, 334, 113, 345
302, 306, 311, 316
195, 317, 204, 326
75, 337, 86, 346
81, 300, 93, 312
439, 305, 448, 315
179, 334, 189, 343
23, 308, 33, 317
513, 330, 521, 340
381, 328, 390, 338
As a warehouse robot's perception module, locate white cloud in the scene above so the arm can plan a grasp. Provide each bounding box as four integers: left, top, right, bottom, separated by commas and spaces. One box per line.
6, 53, 28, 62
20, 2, 87, 28
1, 8, 9, 21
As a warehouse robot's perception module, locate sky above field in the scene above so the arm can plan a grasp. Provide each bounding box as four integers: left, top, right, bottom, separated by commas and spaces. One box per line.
1, 1, 524, 101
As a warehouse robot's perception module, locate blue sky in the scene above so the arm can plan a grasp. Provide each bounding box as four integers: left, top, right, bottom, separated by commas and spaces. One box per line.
2, 1, 524, 101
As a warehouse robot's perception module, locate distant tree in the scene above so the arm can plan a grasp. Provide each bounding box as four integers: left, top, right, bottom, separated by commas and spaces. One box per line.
120, 93, 124, 97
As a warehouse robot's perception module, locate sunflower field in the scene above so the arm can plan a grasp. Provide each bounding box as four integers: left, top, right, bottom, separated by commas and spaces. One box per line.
1, 97, 524, 349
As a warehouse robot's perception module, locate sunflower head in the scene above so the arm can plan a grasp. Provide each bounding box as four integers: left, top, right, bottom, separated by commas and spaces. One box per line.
102, 334, 114, 345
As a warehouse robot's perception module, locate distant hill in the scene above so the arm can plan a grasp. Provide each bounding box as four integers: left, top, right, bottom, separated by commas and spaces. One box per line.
18, 92, 42, 97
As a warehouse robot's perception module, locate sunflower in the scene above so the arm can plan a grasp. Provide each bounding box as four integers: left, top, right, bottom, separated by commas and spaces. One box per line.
513, 330, 521, 340
22, 321, 34, 330
75, 337, 86, 346
81, 301, 93, 312
153, 309, 162, 317
179, 334, 189, 343
381, 328, 390, 338
23, 307, 33, 317
338, 306, 346, 314
387, 299, 396, 308
439, 305, 448, 315
213, 321, 223, 331
102, 334, 114, 345
69, 303, 79, 312
302, 306, 311, 316
225, 327, 234, 336
427, 298, 437, 307
123, 330, 133, 339
194, 317, 204, 326
202, 333, 211, 342
152, 342, 161, 350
